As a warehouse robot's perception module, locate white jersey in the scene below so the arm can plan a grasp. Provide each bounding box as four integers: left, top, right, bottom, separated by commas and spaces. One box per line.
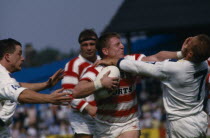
81, 54, 145, 124
119, 59, 208, 121
0, 64, 26, 126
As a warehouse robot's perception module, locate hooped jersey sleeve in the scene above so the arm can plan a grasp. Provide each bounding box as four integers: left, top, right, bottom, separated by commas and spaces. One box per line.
62, 56, 94, 112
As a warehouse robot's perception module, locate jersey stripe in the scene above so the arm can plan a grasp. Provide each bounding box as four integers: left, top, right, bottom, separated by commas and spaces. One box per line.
97, 104, 138, 117
97, 92, 136, 105
62, 84, 75, 89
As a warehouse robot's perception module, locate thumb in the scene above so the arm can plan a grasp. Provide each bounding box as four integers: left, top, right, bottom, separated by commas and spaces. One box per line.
93, 61, 100, 66
54, 88, 64, 93
103, 70, 111, 77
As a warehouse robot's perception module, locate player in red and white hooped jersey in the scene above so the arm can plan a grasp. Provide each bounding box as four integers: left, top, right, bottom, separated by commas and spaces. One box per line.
80, 54, 145, 124
62, 54, 100, 111
61, 29, 100, 138
73, 32, 182, 138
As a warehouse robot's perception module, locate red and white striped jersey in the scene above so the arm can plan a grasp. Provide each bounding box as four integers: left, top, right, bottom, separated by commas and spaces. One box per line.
61, 54, 100, 112
81, 54, 145, 123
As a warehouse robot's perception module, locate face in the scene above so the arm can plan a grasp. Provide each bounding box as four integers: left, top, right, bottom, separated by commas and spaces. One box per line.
181, 36, 200, 58
80, 38, 97, 61
9, 45, 25, 72
104, 37, 124, 59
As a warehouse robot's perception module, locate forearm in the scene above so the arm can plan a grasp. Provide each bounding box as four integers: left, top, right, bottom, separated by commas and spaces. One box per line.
18, 89, 51, 104
73, 81, 97, 98
144, 51, 182, 62
20, 82, 48, 91
155, 51, 178, 61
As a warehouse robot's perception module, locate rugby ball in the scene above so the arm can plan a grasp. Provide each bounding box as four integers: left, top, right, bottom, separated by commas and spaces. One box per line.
94, 66, 120, 100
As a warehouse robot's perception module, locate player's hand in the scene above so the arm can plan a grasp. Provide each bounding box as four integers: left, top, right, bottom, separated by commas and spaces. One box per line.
101, 71, 119, 91
49, 88, 72, 105
47, 69, 64, 88
94, 58, 119, 66
84, 104, 98, 117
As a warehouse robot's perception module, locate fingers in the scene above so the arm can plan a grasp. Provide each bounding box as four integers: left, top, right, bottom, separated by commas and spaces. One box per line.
51, 69, 64, 79
54, 88, 64, 93
93, 61, 100, 66
103, 70, 111, 77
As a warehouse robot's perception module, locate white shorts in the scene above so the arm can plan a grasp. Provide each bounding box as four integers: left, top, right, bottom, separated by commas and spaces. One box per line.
94, 118, 140, 138
69, 109, 95, 135
166, 111, 208, 138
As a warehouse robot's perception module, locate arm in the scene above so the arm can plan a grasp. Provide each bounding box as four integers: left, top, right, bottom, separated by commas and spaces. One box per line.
73, 71, 119, 98
94, 51, 183, 66
18, 88, 71, 104
141, 51, 182, 62
61, 60, 92, 113
117, 58, 166, 79
20, 69, 64, 91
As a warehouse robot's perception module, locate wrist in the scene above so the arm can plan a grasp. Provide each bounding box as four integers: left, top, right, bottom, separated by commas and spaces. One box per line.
176, 51, 183, 59
117, 58, 124, 68
80, 102, 89, 112
94, 79, 102, 90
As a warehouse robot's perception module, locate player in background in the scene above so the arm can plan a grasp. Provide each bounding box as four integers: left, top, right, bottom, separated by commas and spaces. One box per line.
0, 38, 71, 137
61, 29, 100, 138
73, 32, 183, 138
96, 34, 210, 137
206, 58, 210, 116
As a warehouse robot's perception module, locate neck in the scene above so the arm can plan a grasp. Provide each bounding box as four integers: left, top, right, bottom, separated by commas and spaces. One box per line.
0, 60, 12, 73
86, 56, 97, 63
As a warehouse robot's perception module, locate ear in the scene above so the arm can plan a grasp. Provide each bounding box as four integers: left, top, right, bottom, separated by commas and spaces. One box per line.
102, 48, 108, 56
186, 51, 194, 60
5, 53, 11, 62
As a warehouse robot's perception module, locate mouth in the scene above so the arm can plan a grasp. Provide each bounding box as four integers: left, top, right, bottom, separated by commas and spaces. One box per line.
87, 52, 94, 55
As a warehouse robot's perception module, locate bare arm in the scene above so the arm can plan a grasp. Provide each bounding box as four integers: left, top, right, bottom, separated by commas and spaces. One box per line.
20, 69, 64, 91
20, 82, 48, 92
18, 88, 71, 104
141, 51, 180, 62
73, 80, 96, 98
73, 71, 119, 98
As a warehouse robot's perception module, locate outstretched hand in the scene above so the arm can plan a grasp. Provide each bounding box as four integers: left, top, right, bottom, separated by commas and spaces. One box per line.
50, 88, 72, 105
47, 69, 64, 88
94, 58, 119, 66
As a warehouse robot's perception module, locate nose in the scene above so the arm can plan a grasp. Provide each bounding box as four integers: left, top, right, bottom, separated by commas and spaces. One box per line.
120, 43, 124, 49
21, 56, 25, 61
87, 45, 92, 49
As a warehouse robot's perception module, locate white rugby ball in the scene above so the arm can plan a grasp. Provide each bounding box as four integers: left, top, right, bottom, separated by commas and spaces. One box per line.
95, 66, 120, 100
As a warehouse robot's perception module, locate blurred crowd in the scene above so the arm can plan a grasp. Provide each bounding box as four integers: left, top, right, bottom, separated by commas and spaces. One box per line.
11, 78, 168, 137
11, 104, 73, 138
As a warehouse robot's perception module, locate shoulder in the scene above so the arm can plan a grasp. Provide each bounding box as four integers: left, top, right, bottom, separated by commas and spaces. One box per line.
85, 66, 103, 75
64, 56, 90, 71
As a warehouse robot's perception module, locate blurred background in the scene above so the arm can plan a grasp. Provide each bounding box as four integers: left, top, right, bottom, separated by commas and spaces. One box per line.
1, 0, 210, 137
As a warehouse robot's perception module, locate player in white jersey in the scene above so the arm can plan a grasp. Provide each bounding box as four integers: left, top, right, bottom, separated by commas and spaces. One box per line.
206, 58, 210, 116
61, 29, 100, 138
97, 34, 210, 138
73, 32, 182, 138
0, 38, 71, 137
